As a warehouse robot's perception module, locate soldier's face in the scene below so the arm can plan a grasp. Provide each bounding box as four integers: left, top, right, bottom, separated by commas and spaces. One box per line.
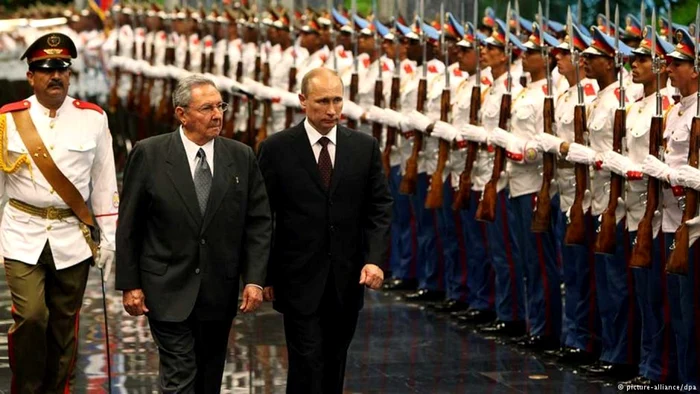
522, 50, 544, 74
583, 54, 612, 80
300, 31, 321, 51
555, 50, 573, 75
631, 55, 653, 85
406, 39, 421, 62
668, 59, 697, 90
382, 40, 396, 60
267, 27, 278, 45
27, 67, 70, 103
481, 44, 506, 68
338, 32, 352, 50
176, 84, 224, 142
446, 38, 459, 64
358, 35, 374, 55
457, 47, 477, 73
299, 73, 344, 134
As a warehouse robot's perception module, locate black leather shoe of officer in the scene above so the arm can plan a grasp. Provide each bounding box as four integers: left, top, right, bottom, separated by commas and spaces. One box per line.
621, 376, 653, 386
403, 289, 446, 302
433, 299, 469, 313
543, 347, 568, 359
585, 362, 637, 380
382, 278, 418, 291
559, 347, 599, 366
455, 309, 496, 325
478, 320, 526, 337
516, 335, 559, 351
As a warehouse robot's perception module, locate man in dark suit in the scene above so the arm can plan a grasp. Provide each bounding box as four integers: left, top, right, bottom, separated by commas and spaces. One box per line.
115, 75, 272, 393
257, 67, 393, 394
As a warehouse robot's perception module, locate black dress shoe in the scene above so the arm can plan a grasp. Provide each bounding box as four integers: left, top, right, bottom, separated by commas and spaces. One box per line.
478, 320, 526, 337
585, 362, 637, 380
543, 347, 568, 358
560, 348, 599, 366
382, 278, 418, 291
403, 289, 446, 302
621, 376, 653, 386
516, 335, 559, 351
455, 309, 496, 325
451, 308, 473, 318
433, 299, 469, 313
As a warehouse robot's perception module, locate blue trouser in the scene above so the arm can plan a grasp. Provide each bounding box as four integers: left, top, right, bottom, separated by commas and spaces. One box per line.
595, 218, 639, 365
409, 173, 443, 291
389, 166, 417, 280
484, 189, 525, 322
510, 193, 562, 338
437, 178, 467, 301
665, 233, 699, 386
630, 232, 676, 383
456, 190, 495, 310
562, 213, 600, 353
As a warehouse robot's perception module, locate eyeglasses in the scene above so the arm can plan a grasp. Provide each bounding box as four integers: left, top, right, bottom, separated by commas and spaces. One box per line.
185, 102, 229, 115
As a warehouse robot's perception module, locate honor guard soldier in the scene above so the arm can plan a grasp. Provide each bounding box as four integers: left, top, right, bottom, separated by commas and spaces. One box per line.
642, 26, 700, 388
0, 32, 118, 393
536, 21, 600, 365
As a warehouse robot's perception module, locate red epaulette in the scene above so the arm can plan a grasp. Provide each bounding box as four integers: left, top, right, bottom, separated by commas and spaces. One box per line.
542, 85, 548, 95
453, 68, 463, 77
0, 100, 30, 114
73, 100, 104, 114
662, 96, 671, 111
583, 83, 596, 96
481, 76, 492, 86
362, 57, 370, 68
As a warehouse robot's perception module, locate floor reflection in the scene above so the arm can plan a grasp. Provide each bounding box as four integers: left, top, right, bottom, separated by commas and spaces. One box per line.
0, 268, 615, 393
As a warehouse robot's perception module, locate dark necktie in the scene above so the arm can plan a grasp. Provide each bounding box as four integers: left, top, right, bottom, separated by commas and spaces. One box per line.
194, 148, 212, 215
318, 137, 332, 189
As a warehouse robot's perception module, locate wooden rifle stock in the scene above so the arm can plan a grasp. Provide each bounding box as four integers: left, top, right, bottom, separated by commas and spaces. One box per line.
399, 78, 428, 195
475, 93, 512, 222
532, 96, 555, 232
425, 88, 451, 209
228, 59, 244, 140
667, 117, 700, 275
139, 41, 156, 119
285, 65, 297, 129
595, 107, 627, 254
452, 85, 481, 211
108, 35, 121, 113
246, 55, 262, 147
382, 75, 400, 176
630, 116, 663, 268
565, 104, 589, 245
128, 42, 144, 112
372, 79, 384, 141
347, 72, 359, 129
255, 61, 271, 152
155, 47, 174, 124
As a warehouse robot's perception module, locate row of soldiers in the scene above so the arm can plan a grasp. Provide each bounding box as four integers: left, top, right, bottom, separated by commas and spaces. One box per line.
2, 0, 700, 388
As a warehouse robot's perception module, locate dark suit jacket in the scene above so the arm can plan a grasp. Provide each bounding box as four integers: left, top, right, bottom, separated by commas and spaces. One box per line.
115, 131, 272, 322
257, 122, 392, 316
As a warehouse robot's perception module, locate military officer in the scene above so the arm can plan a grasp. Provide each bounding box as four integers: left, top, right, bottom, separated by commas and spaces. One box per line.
0, 32, 118, 393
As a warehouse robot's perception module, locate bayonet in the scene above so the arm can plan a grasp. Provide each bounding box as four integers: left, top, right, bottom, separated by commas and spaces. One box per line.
605, 0, 610, 35
545, 0, 550, 32
652, 8, 661, 118
568, 6, 583, 105
577, 0, 582, 26
539, 2, 552, 99
420, 0, 426, 79
515, 0, 521, 39
352, 0, 358, 73
614, 4, 625, 109
475, 0, 481, 89
441, 3, 449, 88
640, 1, 646, 29
329, 0, 337, 70
695, 4, 700, 117
669, 1, 674, 44
393, 0, 400, 77
374, 0, 382, 81
505, 1, 513, 96
290, 8, 296, 68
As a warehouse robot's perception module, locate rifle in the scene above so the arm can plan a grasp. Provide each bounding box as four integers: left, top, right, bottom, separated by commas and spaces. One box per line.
382, 16, 400, 176
399, 5, 427, 195
155, 45, 175, 124
126, 34, 139, 112
631, 16, 663, 268
222, 44, 236, 138
285, 10, 297, 129
595, 5, 626, 254
108, 14, 122, 114
476, 3, 514, 222
425, 4, 450, 209
564, 11, 589, 245
532, 6, 555, 232
347, 0, 359, 130
453, 3, 481, 211
371, 0, 384, 143
667, 5, 700, 275
247, 14, 263, 148
256, 44, 271, 152
139, 32, 156, 120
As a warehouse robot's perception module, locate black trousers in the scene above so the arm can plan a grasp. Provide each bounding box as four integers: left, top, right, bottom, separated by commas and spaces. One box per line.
283, 279, 360, 394
148, 314, 233, 393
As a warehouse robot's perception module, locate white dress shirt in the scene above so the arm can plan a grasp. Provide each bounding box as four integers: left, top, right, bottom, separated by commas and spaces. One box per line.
179, 127, 215, 179
304, 118, 337, 166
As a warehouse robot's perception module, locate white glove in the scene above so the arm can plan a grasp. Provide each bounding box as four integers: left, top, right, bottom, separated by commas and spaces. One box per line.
675, 165, 700, 191
256, 85, 276, 100
382, 109, 403, 128
365, 106, 386, 123
432, 121, 459, 141
614, 196, 626, 223
399, 114, 413, 133
642, 155, 672, 181
342, 100, 365, 120
460, 124, 489, 143
488, 127, 515, 148
279, 90, 301, 108
406, 110, 433, 132
242, 78, 262, 97
535, 133, 564, 155
687, 215, 700, 248
95, 248, 115, 270
601, 151, 634, 176
566, 143, 597, 165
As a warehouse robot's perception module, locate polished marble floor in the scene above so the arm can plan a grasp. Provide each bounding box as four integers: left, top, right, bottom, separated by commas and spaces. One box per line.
0, 268, 621, 393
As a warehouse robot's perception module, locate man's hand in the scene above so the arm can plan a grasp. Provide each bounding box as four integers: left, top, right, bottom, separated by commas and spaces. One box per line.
359, 264, 384, 290
123, 289, 149, 316
95, 248, 115, 270
263, 286, 275, 302
239, 285, 263, 313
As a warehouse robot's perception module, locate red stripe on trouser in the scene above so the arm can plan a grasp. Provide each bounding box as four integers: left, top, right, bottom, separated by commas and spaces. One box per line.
623, 225, 637, 364
660, 235, 670, 382
9, 304, 16, 394
63, 310, 81, 394
587, 214, 598, 354
532, 195, 552, 335
452, 191, 469, 302
499, 193, 518, 321
431, 209, 445, 289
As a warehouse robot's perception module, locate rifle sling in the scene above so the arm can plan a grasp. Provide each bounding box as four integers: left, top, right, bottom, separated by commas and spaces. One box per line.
11, 110, 95, 228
